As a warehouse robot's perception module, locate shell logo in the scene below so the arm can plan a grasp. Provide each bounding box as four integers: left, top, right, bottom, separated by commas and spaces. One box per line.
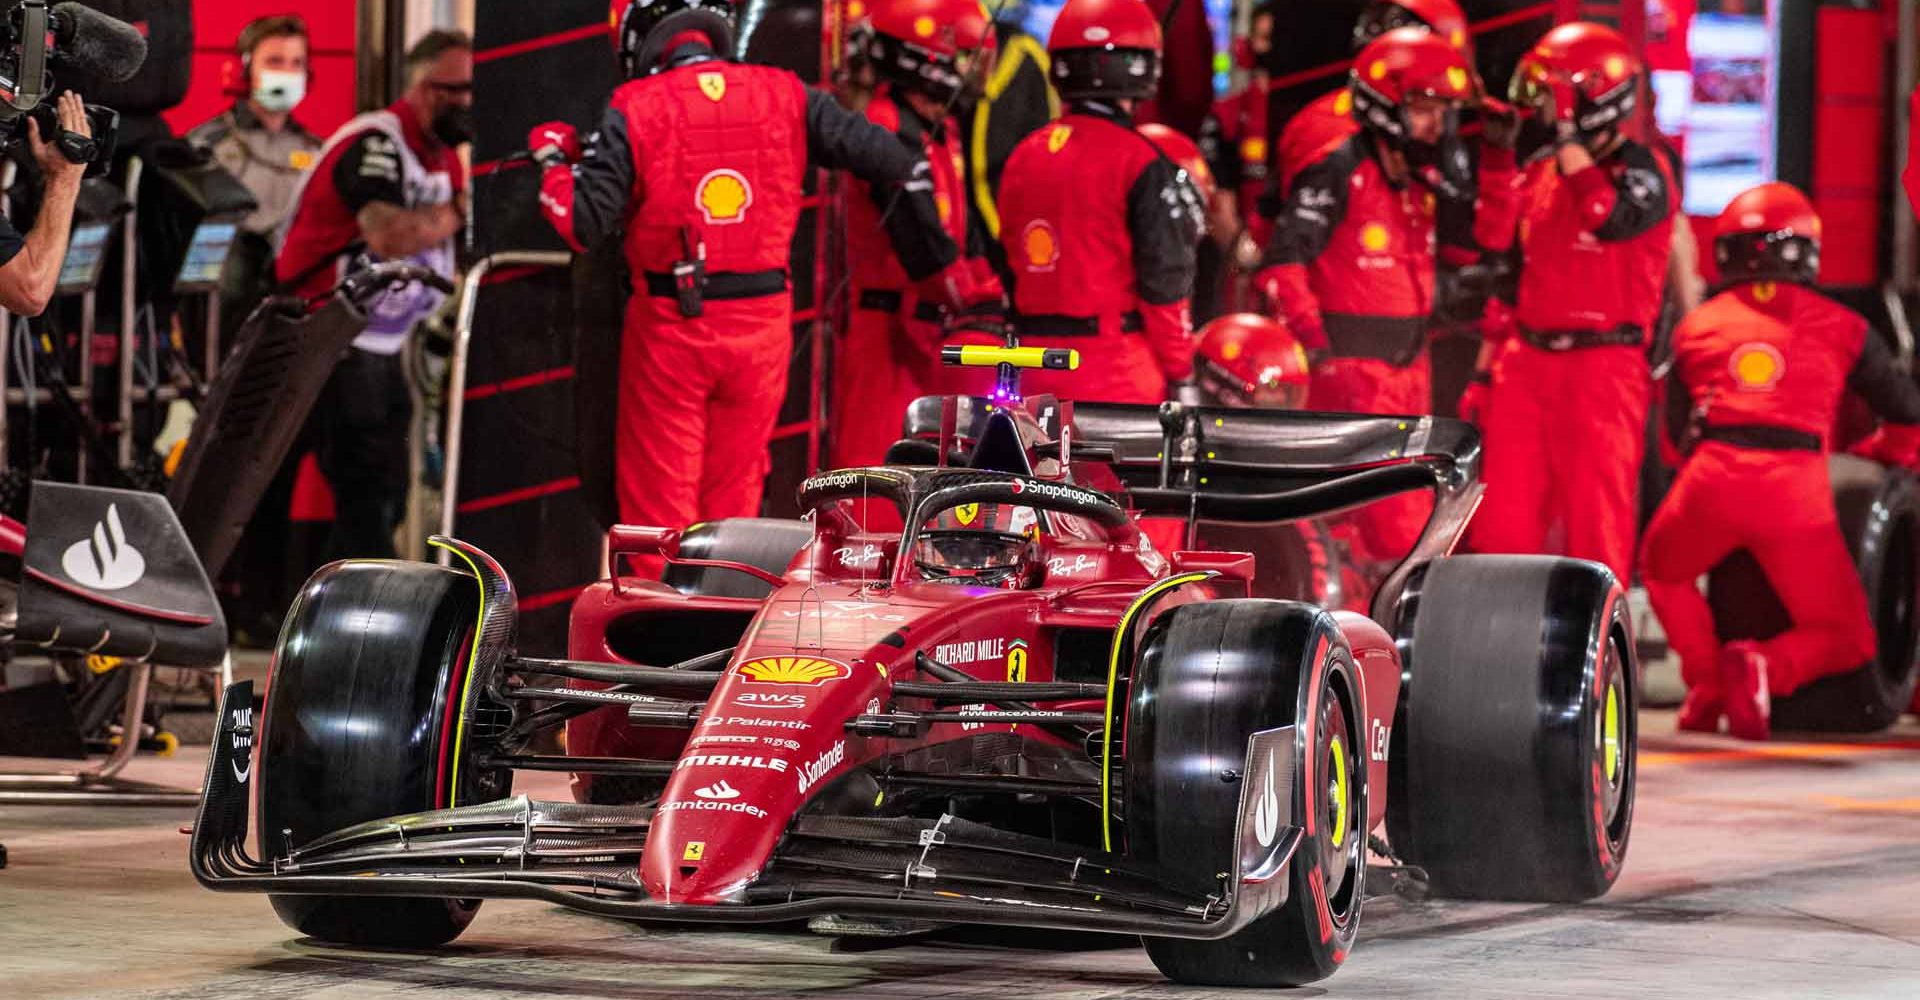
1333, 91, 1352, 116
1022, 219, 1060, 271
1449, 29, 1466, 49
1359, 222, 1390, 253
847, 0, 866, 18
1221, 340, 1243, 361
1446, 66, 1468, 93
1751, 280, 1777, 303
695, 168, 752, 225
1604, 56, 1627, 80
913, 14, 935, 37
936, 191, 952, 224
698, 71, 726, 102
1240, 136, 1267, 163
1047, 124, 1072, 153
739, 656, 852, 686
1368, 59, 1387, 81
1729, 342, 1785, 391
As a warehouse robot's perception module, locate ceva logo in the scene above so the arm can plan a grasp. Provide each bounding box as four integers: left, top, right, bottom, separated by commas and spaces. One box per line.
61, 504, 146, 591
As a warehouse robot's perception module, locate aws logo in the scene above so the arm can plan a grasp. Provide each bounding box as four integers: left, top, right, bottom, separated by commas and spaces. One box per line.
738, 656, 851, 686
695, 168, 752, 225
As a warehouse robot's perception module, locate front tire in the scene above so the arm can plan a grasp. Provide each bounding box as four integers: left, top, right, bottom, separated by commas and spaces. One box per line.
1390, 555, 1634, 902
259, 560, 509, 947
1126, 600, 1363, 986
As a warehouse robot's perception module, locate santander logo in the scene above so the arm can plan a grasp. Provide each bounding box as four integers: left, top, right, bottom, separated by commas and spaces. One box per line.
61, 504, 146, 591
694, 780, 740, 800
795, 740, 847, 795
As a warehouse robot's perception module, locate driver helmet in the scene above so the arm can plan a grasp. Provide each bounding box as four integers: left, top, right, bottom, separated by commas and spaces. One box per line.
912, 502, 1042, 588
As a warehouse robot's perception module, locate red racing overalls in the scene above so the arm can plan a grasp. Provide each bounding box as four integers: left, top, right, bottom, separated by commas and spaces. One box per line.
1201, 77, 1277, 248
995, 104, 1204, 404
539, 45, 947, 544
1470, 141, 1674, 582
832, 87, 1001, 468
1641, 282, 1920, 703
1259, 133, 1458, 573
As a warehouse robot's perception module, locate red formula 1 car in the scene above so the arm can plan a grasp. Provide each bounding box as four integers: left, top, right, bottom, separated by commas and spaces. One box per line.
191, 351, 1636, 987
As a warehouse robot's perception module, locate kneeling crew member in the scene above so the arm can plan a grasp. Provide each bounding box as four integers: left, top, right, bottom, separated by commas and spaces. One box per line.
1640, 183, 1920, 741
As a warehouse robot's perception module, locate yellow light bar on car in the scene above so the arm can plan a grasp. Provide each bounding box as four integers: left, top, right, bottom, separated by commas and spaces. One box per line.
939, 345, 1080, 370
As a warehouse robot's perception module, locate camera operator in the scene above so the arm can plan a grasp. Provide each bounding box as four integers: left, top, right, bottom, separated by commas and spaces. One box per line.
0, 90, 90, 317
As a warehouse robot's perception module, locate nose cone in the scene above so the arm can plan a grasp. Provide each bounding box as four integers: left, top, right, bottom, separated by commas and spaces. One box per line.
640, 655, 878, 903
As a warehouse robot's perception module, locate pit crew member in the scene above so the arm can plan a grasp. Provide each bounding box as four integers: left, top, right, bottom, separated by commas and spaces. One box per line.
1640, 183, 1920, 740
995, 0, 1205, 405
531, 0, 953, 544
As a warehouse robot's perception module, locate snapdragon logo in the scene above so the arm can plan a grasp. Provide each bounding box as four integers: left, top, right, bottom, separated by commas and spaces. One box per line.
1009, 478, 1107, 508
803, 472, 862, 492
61, 504, 146, 591
795, 740, 847, 795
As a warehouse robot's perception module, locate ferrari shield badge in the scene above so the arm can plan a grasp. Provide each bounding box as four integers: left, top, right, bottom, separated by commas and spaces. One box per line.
698, 72, 726, 102
955, 502, 980, 525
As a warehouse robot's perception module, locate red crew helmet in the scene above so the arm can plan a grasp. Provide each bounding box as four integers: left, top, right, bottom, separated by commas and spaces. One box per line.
1349, 27, 1475, 149
1714, 182, 1822, 286
862, 0, 996, 104
1508, 21, 1640, 143
1138, 122, 1215, 205
1352, 0, 1472, 59
1195, 313, 1311, 409
1046, 0, 1162, 102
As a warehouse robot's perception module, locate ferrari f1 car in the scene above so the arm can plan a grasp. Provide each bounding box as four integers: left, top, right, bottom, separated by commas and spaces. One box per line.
191, 350, 1636, 987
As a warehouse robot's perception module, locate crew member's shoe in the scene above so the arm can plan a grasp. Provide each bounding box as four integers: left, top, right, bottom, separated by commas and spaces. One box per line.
1675, 686, 1722, 734
1720, 641, 1772, 742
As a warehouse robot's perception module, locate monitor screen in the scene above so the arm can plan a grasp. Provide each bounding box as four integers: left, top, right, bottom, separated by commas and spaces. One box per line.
175, 221, 238, 293
56, 222, 112, 296
1650, 1, 1779, 217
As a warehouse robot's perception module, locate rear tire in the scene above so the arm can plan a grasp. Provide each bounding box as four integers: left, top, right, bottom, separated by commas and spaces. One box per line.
259, 560, 509, 947
661, 518, 812, 598
1127, 600, 1363, 986
1389, 555, 1634, 902
1708, 455, 1920, 732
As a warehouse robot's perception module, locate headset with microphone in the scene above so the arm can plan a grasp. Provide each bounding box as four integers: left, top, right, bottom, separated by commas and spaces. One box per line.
221, 13, 311, 108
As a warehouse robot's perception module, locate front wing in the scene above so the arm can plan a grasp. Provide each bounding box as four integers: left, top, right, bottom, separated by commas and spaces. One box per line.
192, 682, 1304, 938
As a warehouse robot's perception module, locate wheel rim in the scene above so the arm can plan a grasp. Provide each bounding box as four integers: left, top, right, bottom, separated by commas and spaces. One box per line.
1594, 632, 1632, 845
1316, 679, 1361, 908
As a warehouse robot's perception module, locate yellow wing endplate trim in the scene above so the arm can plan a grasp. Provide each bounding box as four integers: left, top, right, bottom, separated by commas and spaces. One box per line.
1100, 571, 1214, 851
429, 538, 487, 807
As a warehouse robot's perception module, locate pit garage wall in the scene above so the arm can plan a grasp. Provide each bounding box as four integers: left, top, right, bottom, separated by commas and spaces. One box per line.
469, 0, 831, 652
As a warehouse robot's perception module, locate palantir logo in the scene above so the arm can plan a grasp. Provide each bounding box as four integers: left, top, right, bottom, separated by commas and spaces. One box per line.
61, 504, 146, 591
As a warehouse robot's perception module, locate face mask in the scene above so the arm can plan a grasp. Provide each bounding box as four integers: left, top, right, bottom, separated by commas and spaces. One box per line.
431, 104, 474, 146
253, 69, 306, 113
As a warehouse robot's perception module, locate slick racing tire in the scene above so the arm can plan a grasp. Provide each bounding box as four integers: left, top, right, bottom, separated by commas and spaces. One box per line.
1390, 555, 1635, 902
259, 560, 510, 948
661, 518, 813, 599
1708, 455, 1920, 732
1127, 600, 1363, 987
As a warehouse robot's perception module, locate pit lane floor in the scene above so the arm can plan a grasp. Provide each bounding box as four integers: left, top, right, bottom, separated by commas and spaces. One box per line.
3, 710, 1918, 999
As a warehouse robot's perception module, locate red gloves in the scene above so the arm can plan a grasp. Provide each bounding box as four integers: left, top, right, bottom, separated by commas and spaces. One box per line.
1849, 424, 1920, 470
528, 121, 582, 168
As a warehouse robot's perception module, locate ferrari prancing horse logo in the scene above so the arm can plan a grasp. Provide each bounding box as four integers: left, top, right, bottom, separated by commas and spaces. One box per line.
697, 72, 726, 102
